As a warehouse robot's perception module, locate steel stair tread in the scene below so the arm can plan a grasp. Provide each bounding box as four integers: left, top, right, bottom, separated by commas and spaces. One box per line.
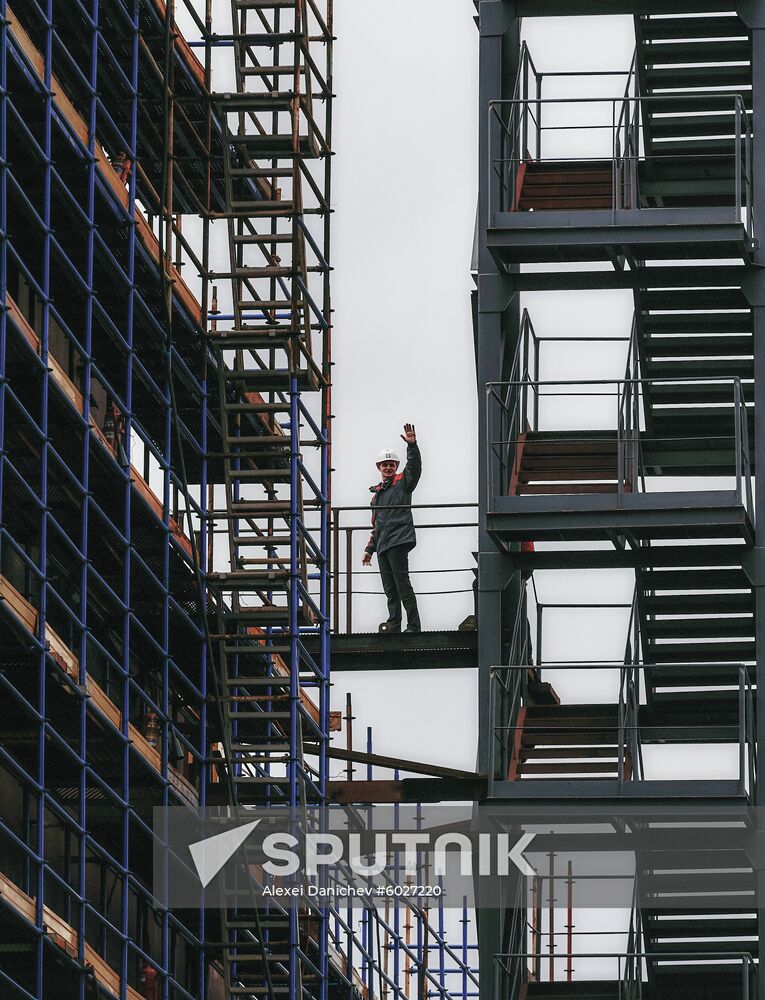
641, 16, 747, 41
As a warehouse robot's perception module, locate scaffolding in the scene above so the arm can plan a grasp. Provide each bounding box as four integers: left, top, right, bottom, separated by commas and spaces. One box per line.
0, 2, 479, 998
476, 4, 761, 999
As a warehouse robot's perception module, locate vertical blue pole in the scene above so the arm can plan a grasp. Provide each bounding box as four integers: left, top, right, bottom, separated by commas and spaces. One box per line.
393, 768, 400, 998
199, 277, 209, 1000
366, 727, 373, 998
437, 875, 445, 997
319, 338, 330, 1000
122, 3, 139, 996
0, 0, 6, 612
36, 5, 53, 996
462, 897, 469, 1000
79, 2, 100, 997
289, 374, 300, 998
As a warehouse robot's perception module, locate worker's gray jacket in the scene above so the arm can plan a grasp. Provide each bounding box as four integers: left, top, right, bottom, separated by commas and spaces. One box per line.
365, 443, 422, 556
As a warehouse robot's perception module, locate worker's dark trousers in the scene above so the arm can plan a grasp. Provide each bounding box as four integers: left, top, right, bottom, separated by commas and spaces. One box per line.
378, 544, 420, 629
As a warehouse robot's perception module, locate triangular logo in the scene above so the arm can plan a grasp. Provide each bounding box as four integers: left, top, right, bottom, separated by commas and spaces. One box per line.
188, 819, 262, 888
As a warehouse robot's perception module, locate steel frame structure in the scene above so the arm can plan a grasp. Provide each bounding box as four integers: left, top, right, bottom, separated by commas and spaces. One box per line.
0, 2, 477, 998
476, 2, 765, 998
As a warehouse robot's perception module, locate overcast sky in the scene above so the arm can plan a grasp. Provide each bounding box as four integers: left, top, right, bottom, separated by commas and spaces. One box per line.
329, 0, 480, 772
327, 7, 739, 789
170, 0, 736, 788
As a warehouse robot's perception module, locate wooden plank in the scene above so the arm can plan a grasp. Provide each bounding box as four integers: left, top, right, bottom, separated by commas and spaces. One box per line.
86, 677, 122, 730
0, 574, 38, 634
6, 4, 202, 324
0, 873, 142, 1000
42, 903, 79, 957
0, 575, 198, 805
129, 468, 194, 560
6, 296, 85, 412
0, 871, 37, 925
46, 628, 79, 680
129, 723, 162, 773
6, 293, 194, 560
151, 0, 206, 87
167, 766, 200, 807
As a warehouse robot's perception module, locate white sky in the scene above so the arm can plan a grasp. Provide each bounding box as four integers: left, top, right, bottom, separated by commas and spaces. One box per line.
157, 2, 747, 973
162, 1, 746, 785
329, 0, 480, 772
327, 7, 743, 786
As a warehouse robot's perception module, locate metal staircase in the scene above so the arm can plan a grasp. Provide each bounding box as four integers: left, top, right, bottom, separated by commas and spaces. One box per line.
483, 7, 761, 998
629, 18, 758, 996
635, 11, 751, 210
511, 704, 625, 780
205, 1, 332, 997
510, 431, 620, 496
635, 283, 753, 461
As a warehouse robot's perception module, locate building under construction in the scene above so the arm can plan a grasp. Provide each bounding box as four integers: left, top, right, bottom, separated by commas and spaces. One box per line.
478, 1, 762, 999
0, 0, 763, 999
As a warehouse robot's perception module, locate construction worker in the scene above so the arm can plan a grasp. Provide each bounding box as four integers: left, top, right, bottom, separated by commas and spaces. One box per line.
362, 423, 422, 634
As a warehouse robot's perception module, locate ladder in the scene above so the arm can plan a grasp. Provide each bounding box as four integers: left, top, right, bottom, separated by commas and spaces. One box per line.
206, 1, 332, 997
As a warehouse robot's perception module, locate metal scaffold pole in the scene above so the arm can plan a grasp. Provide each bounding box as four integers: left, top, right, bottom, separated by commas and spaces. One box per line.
204, 1, 333, 996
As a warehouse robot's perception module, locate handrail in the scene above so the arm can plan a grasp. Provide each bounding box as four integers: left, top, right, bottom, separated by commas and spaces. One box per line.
622, 878, 645, 1000
489, 92, 755, 243
330, 503, 478, 633
486, 376, 753, 506
740, 664, 758, 801
491, 661, 753, 794
619, 586, 644, 782
496, 950, 757, 996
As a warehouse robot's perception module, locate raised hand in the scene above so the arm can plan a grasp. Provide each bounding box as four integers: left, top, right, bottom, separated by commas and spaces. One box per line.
400, 423, 417, 445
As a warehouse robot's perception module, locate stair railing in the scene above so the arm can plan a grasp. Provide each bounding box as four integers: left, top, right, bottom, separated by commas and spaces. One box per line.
614, 50, 639, 210
507, 308, 540, 433
487, 310, 538, 497
500, 865, 531, 999
739, 664, 757, 801
734, 95, 755, 244
489, 593, 533, 783
486, 381, 517, 500
490, 42, 542, 214
618, 586, 644, 783
617, 378, 642, 498
734, 378, 754, 523
617, 322, 645, 497
513, 42, 542, 166
621, 880, 645, 999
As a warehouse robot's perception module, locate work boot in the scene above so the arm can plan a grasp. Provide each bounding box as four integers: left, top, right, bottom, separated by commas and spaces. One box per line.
378, 621, 401, 634
403, 623, 421, 634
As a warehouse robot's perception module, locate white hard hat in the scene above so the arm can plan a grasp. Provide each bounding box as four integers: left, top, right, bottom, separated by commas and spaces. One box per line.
376, 448, 400, 465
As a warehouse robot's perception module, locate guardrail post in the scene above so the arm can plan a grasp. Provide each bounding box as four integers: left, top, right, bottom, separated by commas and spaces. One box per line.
736, 97, 742, 224
617, 382, 624, 494
488, 667, 497, 784
548, 850, 555, 982
332, 508, 340, 631
486, 386, 494, 501
613, 98, 620, 211
522, 52, 529, 158
618, 666, 626, 783
631, 96, 640, 209
734, 380, 743, 503
566, 861, 573, 982
739, 666, 746, 794
745, 119, 753, 239
345, 526, 353, 634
